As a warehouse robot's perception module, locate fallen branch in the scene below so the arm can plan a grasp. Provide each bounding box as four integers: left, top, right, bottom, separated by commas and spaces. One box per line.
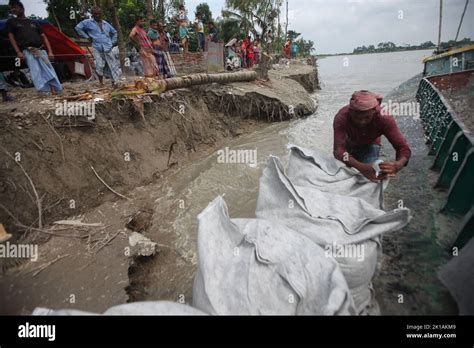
109, 120, 118, 137
53, 220, 103, 227
40, 114, 65, 163
90, 165, 130, 200
0, 146, 43, 229
0, 202, 106, 239
94, 230, 122, 254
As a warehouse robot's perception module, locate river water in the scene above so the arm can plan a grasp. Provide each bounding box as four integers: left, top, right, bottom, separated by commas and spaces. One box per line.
145, 50, 434, 262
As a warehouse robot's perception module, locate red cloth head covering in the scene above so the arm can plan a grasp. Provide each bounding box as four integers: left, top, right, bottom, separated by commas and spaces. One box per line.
349, 91, 383, 111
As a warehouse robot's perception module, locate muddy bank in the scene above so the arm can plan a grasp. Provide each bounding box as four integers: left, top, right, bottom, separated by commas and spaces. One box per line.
0, 91, 239, 241
373, 74, 458, 315
0, 65, 317, 240
0, 64, 318, 314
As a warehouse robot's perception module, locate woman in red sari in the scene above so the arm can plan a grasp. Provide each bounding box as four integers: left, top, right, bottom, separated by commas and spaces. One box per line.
130, 17, 159, 78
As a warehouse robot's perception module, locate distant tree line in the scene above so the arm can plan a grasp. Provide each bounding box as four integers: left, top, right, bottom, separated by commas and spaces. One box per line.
353, 38, 473, 55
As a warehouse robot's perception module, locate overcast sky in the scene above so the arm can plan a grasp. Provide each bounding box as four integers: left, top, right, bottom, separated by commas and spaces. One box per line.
2, 0, 473, 54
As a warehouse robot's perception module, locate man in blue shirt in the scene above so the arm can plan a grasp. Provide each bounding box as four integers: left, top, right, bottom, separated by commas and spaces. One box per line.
75, 6, 121, 87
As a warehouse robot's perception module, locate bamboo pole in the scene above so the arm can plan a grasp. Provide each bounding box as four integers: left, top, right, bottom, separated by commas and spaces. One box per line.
455, 0, 470, 42
437, 0, 443, 52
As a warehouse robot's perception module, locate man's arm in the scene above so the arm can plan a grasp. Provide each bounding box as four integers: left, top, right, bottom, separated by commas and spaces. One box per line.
7, 32, 23, 60
380, 116, 411, 176
75, 21, 89, 39
333, 114, 380, 181
6, 20, 24, 59
41, 33, 54, 59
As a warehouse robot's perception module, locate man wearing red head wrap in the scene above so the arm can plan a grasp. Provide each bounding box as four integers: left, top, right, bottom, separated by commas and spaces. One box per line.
333, 91, 411, 182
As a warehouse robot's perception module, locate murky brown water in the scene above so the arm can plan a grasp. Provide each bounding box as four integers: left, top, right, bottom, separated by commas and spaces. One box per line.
141, 50, 433, 265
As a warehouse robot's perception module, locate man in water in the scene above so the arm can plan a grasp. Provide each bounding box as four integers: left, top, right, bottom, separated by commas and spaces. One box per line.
7, 0, 61, 94
0, 73, 13, 102
75, 6, 121, 87
194, 12, 205, 51
333, 91, 411, 181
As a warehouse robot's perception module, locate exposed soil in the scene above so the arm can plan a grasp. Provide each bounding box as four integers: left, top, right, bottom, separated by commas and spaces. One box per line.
0, 64, 319, 314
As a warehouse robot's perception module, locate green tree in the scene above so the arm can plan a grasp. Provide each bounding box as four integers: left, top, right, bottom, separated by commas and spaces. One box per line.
295, 38, 314, 57
286, 30, 300, 41
218, 18, 247, 43
44, 0, 87, 36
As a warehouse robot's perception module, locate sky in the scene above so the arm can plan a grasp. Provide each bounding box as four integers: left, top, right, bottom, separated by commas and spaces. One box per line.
2, 0, 473, 54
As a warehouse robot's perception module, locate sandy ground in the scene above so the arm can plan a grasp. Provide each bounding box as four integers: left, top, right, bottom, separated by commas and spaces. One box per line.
440, 74, 474, 132
0, 64, 318, 315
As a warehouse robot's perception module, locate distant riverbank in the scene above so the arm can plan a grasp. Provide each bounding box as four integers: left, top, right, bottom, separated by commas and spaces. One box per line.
317, 47, 436, 59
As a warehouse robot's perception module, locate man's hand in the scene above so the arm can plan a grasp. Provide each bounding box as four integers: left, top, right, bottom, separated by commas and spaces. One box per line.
48, 52, 55, 61
16, 51, 25, 60
359, 163, 381, 183
380, 161, 402, 178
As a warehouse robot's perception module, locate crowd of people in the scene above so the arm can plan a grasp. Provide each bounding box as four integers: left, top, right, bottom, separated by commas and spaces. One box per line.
1, 1, 221, 97
284, 39, 298, 59
225, 33, 299, 71
230, 36, 262, 69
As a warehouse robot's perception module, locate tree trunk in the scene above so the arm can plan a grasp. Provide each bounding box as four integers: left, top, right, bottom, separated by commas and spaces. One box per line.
158, 0, 166, 19
455, 0, 469, 42
285, 0, 289, 40
50, 4, 63, 32
437, 0, 443, 52
107, 0, 127, 72
277, 8, 281, 40
256, 52, 272, 80
146, 0, 154, 20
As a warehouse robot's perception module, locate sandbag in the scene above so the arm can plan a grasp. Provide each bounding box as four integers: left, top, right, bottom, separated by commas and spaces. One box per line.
256, 156, 411, 245
287, 145, 388, 209
192, 196, 355, 315
33, 301, 207, 316
256, 152, 410, 314
330, 239, 380, 314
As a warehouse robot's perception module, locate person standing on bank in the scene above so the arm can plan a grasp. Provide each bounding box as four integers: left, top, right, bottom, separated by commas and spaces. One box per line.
7, 0, 61, 94
333, 91, 412, 182
75, 6, 121, 88
129, 16, 159, 78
